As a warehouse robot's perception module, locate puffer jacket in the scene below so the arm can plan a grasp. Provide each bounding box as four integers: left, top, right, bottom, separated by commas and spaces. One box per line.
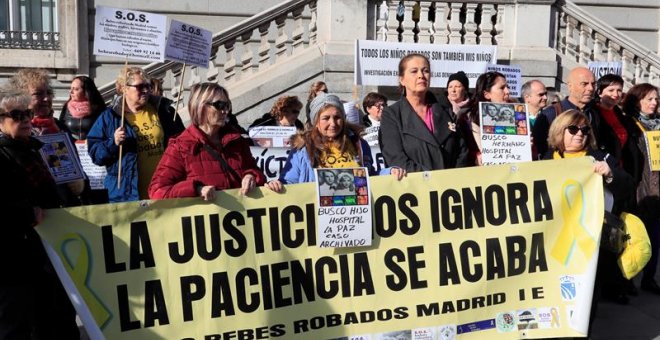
87, 95, 184, 202
148, 124, 266, 199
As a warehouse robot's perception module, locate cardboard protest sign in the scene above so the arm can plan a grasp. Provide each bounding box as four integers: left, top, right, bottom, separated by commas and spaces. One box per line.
93, 6, 167, 62
75, 141, 107, 190
38, 157, 602, 339
165, 19, 213, 68
315, 168, 372, 247
588, 61, 622, 79
36, 132, 85, 184
248, 126, 297, 148
355, 40, 496, 88
487, 64, 522, 98
643, 130, 660, 171
479, 103, 532, 165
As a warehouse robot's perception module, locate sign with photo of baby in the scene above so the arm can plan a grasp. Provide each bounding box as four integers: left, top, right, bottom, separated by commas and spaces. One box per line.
479, 102, 532, 165
315, 168, 372, 248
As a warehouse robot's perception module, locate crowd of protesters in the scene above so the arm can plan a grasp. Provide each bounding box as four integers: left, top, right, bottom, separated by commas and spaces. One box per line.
0, 58, 657, 338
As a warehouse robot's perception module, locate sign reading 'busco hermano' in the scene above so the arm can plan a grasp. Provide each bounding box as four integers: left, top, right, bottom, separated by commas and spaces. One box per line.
93, 6, 167, 62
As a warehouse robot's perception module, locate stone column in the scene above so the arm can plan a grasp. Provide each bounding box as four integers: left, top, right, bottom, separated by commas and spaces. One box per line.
499, 0, 558, 89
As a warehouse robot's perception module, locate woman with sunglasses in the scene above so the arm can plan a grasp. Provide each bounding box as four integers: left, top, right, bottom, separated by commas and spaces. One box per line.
0, 90, 79, 339
249, 95, 305, 130
546, 109, 635, 308
87, 67, 184, 202
149, 83, 265, 200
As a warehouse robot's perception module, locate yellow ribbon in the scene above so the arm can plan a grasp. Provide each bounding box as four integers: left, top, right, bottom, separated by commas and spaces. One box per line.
550, 307, 560, 328
60, 233, 112, 328
551, 180, 597, 265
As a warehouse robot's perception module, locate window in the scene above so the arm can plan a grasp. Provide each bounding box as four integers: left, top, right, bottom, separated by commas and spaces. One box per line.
0, 0, 59, 49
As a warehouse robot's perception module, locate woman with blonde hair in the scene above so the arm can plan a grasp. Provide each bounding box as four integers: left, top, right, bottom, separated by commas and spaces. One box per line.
87, 67, 184, 202
545, 109, 635, 306
249, 95, 304, 130
149, 83, 265, 200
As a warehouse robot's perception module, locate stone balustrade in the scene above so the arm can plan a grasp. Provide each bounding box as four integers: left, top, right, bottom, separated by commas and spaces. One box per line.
95, 0, 659, 119
555, 1, 659, 87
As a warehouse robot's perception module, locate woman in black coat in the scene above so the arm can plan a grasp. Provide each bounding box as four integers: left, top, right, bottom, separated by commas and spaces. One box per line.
0, 90, 79, 339
379, 53, 468, 172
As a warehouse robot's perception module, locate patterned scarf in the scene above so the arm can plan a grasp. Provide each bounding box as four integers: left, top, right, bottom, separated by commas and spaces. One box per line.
67, 100, 92, 119
638, 113, 660, 131
31, 115, 60, 135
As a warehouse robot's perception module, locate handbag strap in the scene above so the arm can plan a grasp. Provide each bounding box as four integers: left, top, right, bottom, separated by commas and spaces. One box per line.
202, 144, 241, 183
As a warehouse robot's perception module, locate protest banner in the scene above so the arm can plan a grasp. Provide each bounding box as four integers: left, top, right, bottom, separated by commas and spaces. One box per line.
479, 103, 532, 165
587, 61, 622, 79
36, 132, 85, 184
354, 40, 496, 88
487, 64, 522, 98
643, 130, 660, 171
93, 6, 167, 62
38, 157, 603, 340
165, 19, 213, 69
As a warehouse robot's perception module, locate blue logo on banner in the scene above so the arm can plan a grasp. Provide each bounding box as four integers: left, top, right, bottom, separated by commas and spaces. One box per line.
560, 276, 576, 300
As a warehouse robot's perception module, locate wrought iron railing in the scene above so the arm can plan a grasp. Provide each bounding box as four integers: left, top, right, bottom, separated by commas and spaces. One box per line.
0, 31, 60, 50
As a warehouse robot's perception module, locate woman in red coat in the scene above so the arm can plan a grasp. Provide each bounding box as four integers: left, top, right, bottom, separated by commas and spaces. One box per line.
148, 83, 265, 200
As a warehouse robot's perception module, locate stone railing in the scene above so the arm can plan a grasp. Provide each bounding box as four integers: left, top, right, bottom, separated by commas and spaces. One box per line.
374, 0, 510, 45
554, 1, 659, 86
0, 31, 60, 50
98, 0, 318, 111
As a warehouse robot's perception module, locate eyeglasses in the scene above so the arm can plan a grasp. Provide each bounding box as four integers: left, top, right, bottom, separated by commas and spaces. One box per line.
566, 125, 590, 135
0, 109, 34, 122
126, 83, 153, 92
373, 103, 387, 109
287, 108, 301, 115
207, 100, 231, 112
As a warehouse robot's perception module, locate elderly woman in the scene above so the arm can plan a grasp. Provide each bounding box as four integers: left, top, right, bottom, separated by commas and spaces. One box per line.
445, 71, 470, 118
87, 67, 185, 202
458, 71, 511, 165
379, 53, 468, 172
8, 68, 64, 135
546, 109, 635, 305
149, 83, 266, 200
266, 93, 405, 192
0, 90, 79, 339
249, 95, 304, 130
361, 92, 388, 127
622, 83, 660, 294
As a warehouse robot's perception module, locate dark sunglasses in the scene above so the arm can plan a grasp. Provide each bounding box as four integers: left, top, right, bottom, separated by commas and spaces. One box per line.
208, 100, 231, 111
566, 125, 590, 135
0, 109, 33, 121
126, 83, 152, 92
287, 108, 301, 115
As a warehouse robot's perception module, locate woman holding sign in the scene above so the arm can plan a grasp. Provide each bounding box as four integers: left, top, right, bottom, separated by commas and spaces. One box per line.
0, 90, 79, 339
149, 83, 265, 200
266, 93, 405, 192
546, 109, 635, 306
379, 53, 469, 172
87, 67, 184, 202
622, 83, 660, 294
458, 71, 511, 165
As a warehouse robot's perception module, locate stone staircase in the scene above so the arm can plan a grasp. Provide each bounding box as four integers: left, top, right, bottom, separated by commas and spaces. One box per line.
95, 0, 660, 126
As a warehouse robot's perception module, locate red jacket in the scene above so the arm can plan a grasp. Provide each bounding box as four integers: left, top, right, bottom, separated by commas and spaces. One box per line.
148, 124, 265, 199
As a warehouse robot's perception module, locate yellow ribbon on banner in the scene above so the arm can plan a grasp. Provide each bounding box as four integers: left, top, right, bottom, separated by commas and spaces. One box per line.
550, 307, 560, 328
551, 180, 597, 265
59, 233, 112, 328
